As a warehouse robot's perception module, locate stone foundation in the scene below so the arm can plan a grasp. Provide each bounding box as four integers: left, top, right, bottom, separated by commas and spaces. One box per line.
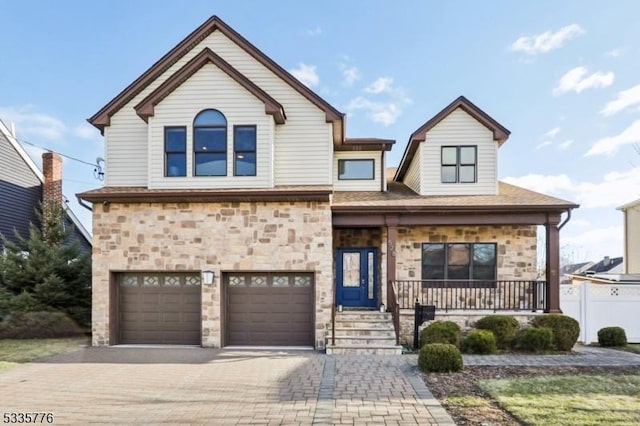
92, 200, 332, 348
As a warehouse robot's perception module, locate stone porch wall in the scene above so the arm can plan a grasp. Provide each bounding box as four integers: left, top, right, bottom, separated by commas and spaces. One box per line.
92, 201, 333, 348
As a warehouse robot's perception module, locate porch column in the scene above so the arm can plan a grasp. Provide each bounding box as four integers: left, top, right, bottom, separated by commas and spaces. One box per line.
545, 214, 561, 313
385, 215, 399, 307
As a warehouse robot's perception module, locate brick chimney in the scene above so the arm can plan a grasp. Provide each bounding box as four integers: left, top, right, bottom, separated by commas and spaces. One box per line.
42, 152, 63, 205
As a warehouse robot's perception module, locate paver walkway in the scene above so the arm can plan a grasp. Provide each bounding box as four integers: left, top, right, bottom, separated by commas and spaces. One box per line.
0, 348, 454, 425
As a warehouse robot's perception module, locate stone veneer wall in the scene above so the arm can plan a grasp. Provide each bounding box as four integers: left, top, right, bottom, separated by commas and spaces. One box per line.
92, 200, 333, 348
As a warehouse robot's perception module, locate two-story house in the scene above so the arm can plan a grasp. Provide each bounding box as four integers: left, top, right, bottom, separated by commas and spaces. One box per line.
80, 16, 577, 351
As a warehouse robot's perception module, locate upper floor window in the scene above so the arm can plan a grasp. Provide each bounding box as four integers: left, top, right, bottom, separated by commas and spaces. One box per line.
441, 146, 476, 183
234, 126, 257, 176
338, 159, 375, 180
165, 127, 186, 177
422, 242, 497, 281
194, 109, 227, 176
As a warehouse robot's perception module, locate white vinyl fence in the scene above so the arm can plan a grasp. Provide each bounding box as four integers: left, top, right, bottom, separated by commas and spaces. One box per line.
560, 283, 640, 343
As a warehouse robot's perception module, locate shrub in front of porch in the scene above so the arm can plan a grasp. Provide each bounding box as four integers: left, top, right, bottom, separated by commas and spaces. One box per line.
515, 326, 554, 352
597, 326, 627, 347
461, 329, 497, 354
475, 315, 519, 349
531, 314, 579, 351
418, 343, 463, 373
419, 321, 461, 348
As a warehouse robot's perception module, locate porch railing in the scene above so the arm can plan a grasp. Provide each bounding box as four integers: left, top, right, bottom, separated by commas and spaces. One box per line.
394, 280, 547, 312
387, 280, 400, 345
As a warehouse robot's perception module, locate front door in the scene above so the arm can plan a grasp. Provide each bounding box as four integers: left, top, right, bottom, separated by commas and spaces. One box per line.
336, 248, 378, 308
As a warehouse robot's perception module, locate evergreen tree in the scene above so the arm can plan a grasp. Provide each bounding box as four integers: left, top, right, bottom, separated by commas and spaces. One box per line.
0, 201, 91, 326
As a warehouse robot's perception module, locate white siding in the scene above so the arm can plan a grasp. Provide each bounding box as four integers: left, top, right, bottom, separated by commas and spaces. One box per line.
148, 64, 273, 189
104, 114, 147, 186
333, 151, 381, 191
626, 207, 640, 273
419, 108, 498, 196
104, 30, 333, 188
403, 144, 421, 194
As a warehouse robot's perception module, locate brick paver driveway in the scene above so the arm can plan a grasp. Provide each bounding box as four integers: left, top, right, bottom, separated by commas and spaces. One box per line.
0, 348, 453, 425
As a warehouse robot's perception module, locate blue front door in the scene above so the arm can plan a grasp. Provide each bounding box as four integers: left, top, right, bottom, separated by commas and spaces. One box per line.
336, 247, 378, 308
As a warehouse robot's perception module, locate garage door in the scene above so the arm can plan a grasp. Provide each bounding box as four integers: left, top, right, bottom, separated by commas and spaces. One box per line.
226, 273, 314, 346
118, 273, 201, 345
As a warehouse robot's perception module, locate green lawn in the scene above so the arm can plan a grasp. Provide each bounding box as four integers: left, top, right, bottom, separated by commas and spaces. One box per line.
626, 344, 640, 354
480, 375, 640, 425
0, 338, 88, 365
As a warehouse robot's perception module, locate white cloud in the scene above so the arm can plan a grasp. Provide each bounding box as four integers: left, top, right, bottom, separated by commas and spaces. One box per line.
72, 123, 100, 140
346, 78, 412, 126
339, 64, 360, 87
544, 127, 561, 138
536, 140, 553, 150
606, 47, 625, 58
0, 105, 66, 140
306, 26, 322, 36
586, 120, 640, 156
553, 67, 614, 96
558, 139, 575, 150
289, 63, 319, 88
510, 24, 585, 55
563, 226, 623, 248
601, 83, 640, 116
365, 77, 394, 94
504, 167, 640, 208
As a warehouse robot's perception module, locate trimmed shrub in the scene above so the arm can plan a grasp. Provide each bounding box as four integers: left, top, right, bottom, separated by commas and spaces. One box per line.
461, 329, 497, 354
475, 315, 519, 349
418, 343, 463, 373
598, 326, 627, 347
530, 314, 580, 351
419, 321, 461, 347
0, 311, 85, 339
516, 326, 554, 352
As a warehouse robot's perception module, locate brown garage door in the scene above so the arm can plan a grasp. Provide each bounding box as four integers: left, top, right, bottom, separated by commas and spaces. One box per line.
118, 273, 201, 345
226, 273, 314, 346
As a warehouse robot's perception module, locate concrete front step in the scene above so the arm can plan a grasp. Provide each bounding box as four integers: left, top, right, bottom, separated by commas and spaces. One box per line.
332, 320, 395, 329
326, 345, 403, 355
336, 312, 393, 321
332, 328, 395, 338
332, 336, 397, 346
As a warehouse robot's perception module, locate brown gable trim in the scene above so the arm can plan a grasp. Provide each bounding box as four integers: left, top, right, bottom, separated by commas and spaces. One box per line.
135, 48, 285, 124
88, 15, 344, 139
395, 96, 511, 181
78, 187, 331, 203
332, 204, 574, 214
336, 138, 395, 152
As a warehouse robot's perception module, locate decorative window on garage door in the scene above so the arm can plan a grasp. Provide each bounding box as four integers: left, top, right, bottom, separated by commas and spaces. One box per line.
225, 273, 313, 287
119, 274, 201, 287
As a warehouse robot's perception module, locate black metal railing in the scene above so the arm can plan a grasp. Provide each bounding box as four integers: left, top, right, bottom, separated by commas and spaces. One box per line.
387, 280, 400, 345
394, 280, 547, 312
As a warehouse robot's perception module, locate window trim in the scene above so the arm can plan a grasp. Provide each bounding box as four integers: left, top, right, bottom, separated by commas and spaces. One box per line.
164, 126, 187, 177
441, 145, 477, 184
337, 159, 376, 181
193, 109, 227, 177
233, 125, 257, 177
421, 242, 497, 287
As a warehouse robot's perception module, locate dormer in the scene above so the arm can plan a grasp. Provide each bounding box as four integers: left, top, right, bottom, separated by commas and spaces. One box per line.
394, 96, 510, 196
333, 138, 394, 191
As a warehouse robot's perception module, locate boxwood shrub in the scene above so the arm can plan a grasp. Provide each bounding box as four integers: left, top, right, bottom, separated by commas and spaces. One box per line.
530, 314, 580, 351
598, 326, 627, 347
475, 315, 519, 349
461, 329, 497, 354
419, 320, 461, 348
418, 343, 463, 373
515, 326, 554, 352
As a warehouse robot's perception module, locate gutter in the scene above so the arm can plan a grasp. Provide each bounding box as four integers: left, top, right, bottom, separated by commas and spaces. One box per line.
76, 195, 93, 212
558, 209, 572, 230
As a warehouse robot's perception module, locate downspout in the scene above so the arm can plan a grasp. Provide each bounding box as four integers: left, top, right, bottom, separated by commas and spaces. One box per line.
76, 195, 93, 212
558, 209, 572, 230
380, 150, 385, 192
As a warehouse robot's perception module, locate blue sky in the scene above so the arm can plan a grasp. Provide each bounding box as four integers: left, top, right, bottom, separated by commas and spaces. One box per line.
1, 1, 639, 263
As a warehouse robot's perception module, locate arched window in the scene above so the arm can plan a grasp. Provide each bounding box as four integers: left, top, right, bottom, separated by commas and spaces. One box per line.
193, 109, 227, 176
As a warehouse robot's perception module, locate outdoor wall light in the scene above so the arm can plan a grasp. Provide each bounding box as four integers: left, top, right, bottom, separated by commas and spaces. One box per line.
202, 270, 215, 285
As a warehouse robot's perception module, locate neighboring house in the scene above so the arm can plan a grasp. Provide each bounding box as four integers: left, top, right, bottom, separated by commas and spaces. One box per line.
619, 199, 640, 273
0, 119, 91, 252
567, 273, 640, 285
80, 16, 577, 350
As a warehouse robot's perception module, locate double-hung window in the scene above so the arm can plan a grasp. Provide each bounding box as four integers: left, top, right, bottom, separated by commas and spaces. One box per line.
193, 109, 227, 176
422, 242, 497, 283
234, 126, 256, 176
441, 146, 477, 183
164, 127, 186, 177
